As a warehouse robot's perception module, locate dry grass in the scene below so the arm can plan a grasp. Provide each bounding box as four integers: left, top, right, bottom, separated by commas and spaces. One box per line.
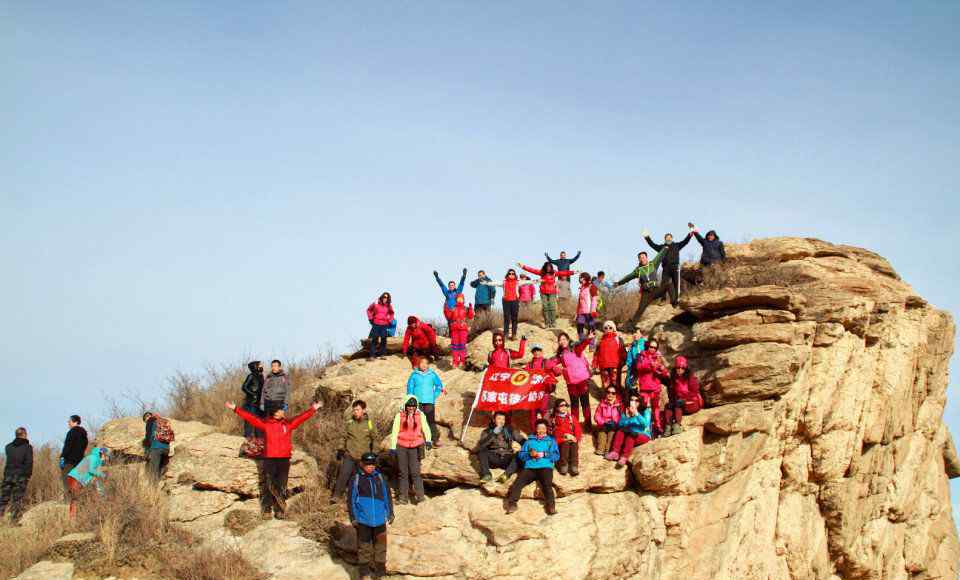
0, 504, 67, 578
683, 257, 810, 297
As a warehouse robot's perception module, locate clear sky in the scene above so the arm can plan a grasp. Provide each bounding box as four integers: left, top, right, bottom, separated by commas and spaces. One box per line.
3, 2, 958, 505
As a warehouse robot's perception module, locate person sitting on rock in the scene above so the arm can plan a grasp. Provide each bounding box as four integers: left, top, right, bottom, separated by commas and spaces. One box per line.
488, 330, 527, 369
505, 419, 560, 515
592, 387, 622, 457
634, 338, 670, 436
65, 446, 111, 518
474, 411, 525, 484
366, 292, 396, 359
333, 400, 378, 503
445, 294, 473, 368
348, 452, 394, 580
593, 320, 627, 396
552, 331, 593, 429
525, 345, 558, 428
606, 395, 652, 468
402, 316, 438, 369
406, 357, 446, 448
623, 329, 647, 393
549, 399, 582, 476
226, 399, 322, 519
664, 356, 703, 436
388, 396, 431, 505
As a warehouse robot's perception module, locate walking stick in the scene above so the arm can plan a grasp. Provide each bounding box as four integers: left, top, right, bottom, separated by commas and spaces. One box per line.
459, 375, 486, 444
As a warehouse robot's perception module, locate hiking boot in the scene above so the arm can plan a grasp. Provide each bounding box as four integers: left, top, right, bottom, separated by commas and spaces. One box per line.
605, 451, 619, 461
433, 440, 443, 448
496, 474, 509, 484
616, 457, 628, 469
397, 496, 410, 505
273, 511, 287, 520
545, 503, 557, 515
505, 502, 518, 514
569, 466, 580, 477
674, 423, 684, 434
480, 474, 493, 483
414, 495, 425, 505
557, 464, 568, 475
260, 511, 273, 520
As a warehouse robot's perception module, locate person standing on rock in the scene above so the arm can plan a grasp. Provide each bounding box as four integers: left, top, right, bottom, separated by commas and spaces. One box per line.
226, 399, 322, 519
0, 427, 33, 523
664, 356, 703, 437
575, 272, 599, 341
545, 250, 581, 298
614, 250, 666, 328
59, 415, 88, 503
518, 274, 537, 304
262, 359, 291, 412
505, 419, 559, 515
474, 411, 525, 483
593, 321, 627, 396
434, 268, 467, 313
388, 396, 431, 505
240, 361, 265, 439
518, 261, 574, 328
690, 223, 727, 267
348, 452, 394, 580
480, 268, 523, 340
643, 228, 693, 307
470, 270, 497, 314
623, 330, 647, 393
549, 399, 582, 476
367, 292, 396, 360
402, 316, 439, 369
552, 332, 593, 429
445, 294, 473, 368
525, 345, 558, 427
332, 400, 379, 503
142, 411, 171, 481
406, 358, 446, 448
606, 395, 651, 468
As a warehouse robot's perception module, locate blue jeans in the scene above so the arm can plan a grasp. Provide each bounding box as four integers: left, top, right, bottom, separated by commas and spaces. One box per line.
369, 324, 389, 357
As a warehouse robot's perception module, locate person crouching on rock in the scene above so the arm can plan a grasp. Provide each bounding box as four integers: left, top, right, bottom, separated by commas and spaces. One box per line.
445, 294, 473, 368
389, 397, 431, 505
348, 452, 394, 580
402, 316, 438, 369
474, 411, 525, 484
606, 395, 652, 468
664, 356, 703, 437
505, 419, 559, 515
549, 399, 582, 476
226, 399, 321, 519
65, 446, 111, 519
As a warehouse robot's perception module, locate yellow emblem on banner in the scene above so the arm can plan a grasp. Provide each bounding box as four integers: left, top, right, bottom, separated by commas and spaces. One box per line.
510, 371, 530, 386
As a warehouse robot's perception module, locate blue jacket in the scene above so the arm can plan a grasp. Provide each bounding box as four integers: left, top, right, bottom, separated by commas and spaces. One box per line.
68, 447, 109, 490
348, 468, 393, 527
406, 369, 444, 405
624, 340, 647, 387
470, 276, 497, 305
435, 271, 466, 309
518, 435, 560, 470
618, 409, 652, 438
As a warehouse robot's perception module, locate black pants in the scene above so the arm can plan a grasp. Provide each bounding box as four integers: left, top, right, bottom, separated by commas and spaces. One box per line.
477, 450, 518, 478
0, 475, 29, 521
420, 403, 438, 444
146, 448, 169, 481
333, 454, 358, 498
663, 267, 681, 306
507, 468, 555, 506
356, 523, 388, 575
502, 299, 519, 337
633, 281, 672, 324
260, 458, 291, 514
396, 447, 425, 501
369, 324, 389, 357
242, 404, 264, 438
475, 303, 491, 313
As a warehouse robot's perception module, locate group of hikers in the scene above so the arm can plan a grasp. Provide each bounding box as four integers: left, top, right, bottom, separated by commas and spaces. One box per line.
0, 224, 723, 580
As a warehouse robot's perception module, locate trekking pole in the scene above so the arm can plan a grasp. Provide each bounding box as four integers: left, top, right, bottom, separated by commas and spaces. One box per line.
459, 375, 485, 444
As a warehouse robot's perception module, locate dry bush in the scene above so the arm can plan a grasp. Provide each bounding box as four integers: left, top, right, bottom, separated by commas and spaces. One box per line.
169, 546, 266, 580
286, 485, 344, 544
598, 288, 641, 328
468, 308, 503, 338
0, 503, 67, 578
683, 257, 808, 297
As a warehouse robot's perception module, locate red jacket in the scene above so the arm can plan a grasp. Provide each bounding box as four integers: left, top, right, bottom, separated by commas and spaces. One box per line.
489, 339, 527, 368
593, 332, 626, 370
366, 302, 395, 326
235, 406, 316, 458
672, 374, 703, 407
525, 356, 558, 392
635, 350, 669, 394
403, 318, 438, 353
551, 412, 582, 443
502, 277, 519, 302
519, 265, 574, 296
444, 302, 474, 333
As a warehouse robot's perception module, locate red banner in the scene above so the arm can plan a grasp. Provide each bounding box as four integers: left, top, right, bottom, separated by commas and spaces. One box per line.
474, 366, 554, 411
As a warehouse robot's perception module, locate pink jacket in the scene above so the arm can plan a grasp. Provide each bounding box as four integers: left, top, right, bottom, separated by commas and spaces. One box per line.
635, 350, 669, 394
556, 339, 591, 384
519, 282, 536, 302
577, 284, 598, 316
367, 302, 395, 326
593, 399, 622, 426
673, 374, 703, 407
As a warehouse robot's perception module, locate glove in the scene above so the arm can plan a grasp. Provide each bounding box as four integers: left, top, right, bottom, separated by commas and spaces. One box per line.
425, 441, 433, 450
520, 335, 527, 341
336, 449, 344, 461
642, 228, 650, 237
350, 519, 358, 527
433, 270, 439, 277
462, 268, 467, 276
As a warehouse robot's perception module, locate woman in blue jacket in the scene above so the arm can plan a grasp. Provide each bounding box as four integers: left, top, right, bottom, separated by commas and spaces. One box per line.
505, 419, 560, 515
348, 452, 394, 580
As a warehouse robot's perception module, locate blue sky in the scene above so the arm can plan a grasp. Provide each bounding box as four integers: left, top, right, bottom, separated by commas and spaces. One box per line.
2, 2, 958, 501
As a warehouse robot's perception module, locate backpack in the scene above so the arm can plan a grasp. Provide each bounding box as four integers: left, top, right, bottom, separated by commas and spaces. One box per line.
240, 436, 265, 458
154, 417, 175, 443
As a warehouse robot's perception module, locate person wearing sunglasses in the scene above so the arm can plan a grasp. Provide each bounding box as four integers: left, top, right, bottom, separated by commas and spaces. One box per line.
606, 396, 652, 467
366, 292, 395, 359
549, 399, 582, 476
592, 388, 622, 457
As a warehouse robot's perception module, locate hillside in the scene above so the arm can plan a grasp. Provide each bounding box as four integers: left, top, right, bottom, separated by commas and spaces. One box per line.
9, 237, 959, 580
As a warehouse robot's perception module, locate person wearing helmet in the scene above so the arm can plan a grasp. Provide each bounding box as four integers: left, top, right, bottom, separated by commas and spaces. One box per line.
388, 396, 431, 504
664, 356, 703, 436
348, 451, 394, 580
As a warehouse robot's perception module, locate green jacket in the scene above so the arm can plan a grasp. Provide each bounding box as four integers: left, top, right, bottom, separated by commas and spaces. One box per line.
342, 413, 378, 459
616, 250, 665, 289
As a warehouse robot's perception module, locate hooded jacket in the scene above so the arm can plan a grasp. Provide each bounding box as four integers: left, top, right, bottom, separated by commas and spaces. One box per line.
518, 434, 560, 470
694, 230, 726, 266
475, 423, 525, 455
234, 406, 317, 458
618, 408, 652, 438
435, 270, 467, 310
406, 367, 444, 405
518, 280, 537, 302
402, 318, 437, 353
348, 467, 393, 527
488, 337, 527, 368
519, 265, 574, 296
60, 425, 89, 466
624, 339, 648, 387
67, 447, 109, 487
445, 296, 474, 334
545, 251, 581, 281
470, 276, 497, 306
367, 301, 395, 326
577, 282, 599, 315
554, 338, 591, 384
3, 438, 33, 478
593, 332, 626, 370
241, 362, 264, 408
615, 250, 665, 289
593, 398, 622, 427
635, 350, 669, 394
389, 396, 432, 449
342, 413, 378, 459
262, 371, 291, 409
672, 373, 703, 408
644, 233, 693, 270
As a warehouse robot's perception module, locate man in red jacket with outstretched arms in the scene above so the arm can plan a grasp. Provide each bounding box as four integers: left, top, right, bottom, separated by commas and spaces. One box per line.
226, 399, 321, 519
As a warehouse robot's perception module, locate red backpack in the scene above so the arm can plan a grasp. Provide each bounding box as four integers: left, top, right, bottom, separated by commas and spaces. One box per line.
154, 417, 175, 443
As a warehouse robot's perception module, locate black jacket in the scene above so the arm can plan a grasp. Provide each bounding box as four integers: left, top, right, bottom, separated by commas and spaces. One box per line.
4, 438, 33, 479
474, 425, 525, 455
694, 230, 726, 266
644, 233, 692, 270
241, 361, 264, 407
60, 425, 88, 466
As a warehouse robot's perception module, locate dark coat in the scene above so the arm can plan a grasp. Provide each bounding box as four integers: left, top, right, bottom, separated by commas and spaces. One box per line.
4, 438, 33, 478
644, 233, 692, 270
60, 425, 88, 466
241, 361, 265, 407
694, 230, 726, 266
474, 424, 525, 455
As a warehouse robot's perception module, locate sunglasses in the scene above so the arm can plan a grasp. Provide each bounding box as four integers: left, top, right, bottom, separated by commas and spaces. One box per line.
558, 403, 569, 407
606, 391, 617, 395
